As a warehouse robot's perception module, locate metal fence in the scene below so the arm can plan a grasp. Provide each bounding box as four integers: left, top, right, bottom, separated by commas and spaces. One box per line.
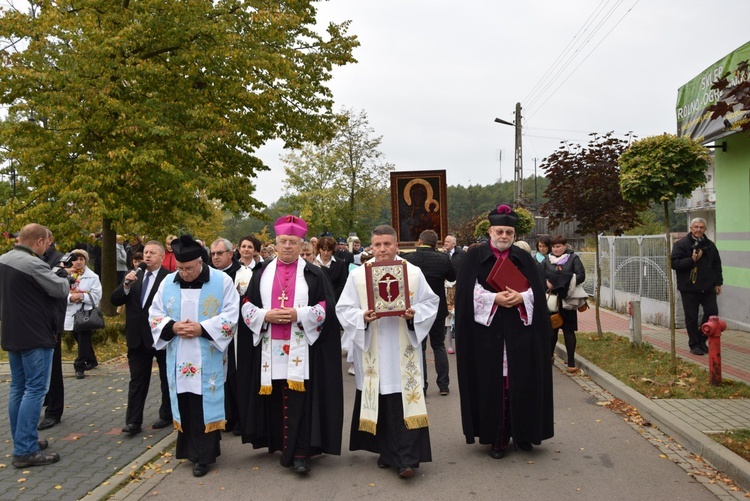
577, 235, 676, 328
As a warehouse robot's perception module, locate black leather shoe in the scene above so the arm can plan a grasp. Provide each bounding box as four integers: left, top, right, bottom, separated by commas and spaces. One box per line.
690, 347, 705, 356
489, 448, 505, 459
151, 418, 171, 429
192, 463, 209, 477
12, 450, 61, 468
398, 466, 415, 479
701, 343, 709, 353
292, 458, 310, 474
377, 458, 389, 469
439, 387, 449, 396
38, 417, 60, 430
75, 371, 85, 379
122, 423, 142, 435
38, 439, 48, 451
516, 441, 533, 451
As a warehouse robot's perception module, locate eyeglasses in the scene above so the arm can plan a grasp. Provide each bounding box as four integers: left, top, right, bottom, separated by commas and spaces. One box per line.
490, 229, 515, 237
177, 262, 202, 273
277, 239, 301, 247
210, 250, 229, 257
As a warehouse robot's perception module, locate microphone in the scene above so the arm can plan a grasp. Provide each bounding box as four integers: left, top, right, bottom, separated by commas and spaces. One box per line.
124, 262, 148, 286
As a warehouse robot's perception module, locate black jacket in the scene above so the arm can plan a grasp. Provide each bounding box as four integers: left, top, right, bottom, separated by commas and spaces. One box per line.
671, 233, 723, 293
404, 246, 457, 318
450, 246, 467, 273
236, 260, 343, 458
455, 243, 554, 446
110, 267, 170, 349
0, 245, 70, 351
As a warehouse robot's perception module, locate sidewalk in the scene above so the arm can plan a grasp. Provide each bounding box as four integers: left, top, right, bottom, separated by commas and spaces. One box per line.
567, 306, 750, 491
0, 357, 175, 500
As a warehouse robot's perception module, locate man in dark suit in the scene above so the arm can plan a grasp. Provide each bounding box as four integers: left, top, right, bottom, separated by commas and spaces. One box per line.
443, 235, 466, 272
404, 230, 457, 395
111, 240, 172, 434
38, 230, 67, 430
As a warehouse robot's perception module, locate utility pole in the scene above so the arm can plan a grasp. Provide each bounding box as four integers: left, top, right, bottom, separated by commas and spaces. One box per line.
513, 102, 523, 202
494, 102, 523, 201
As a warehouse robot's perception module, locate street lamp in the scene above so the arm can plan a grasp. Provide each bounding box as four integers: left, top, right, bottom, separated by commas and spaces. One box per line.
494, 102, 523, 202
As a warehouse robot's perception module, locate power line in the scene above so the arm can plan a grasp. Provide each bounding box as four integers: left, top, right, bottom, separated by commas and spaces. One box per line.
524, 0, 613, 109
524, 0, 640, 120
526, 0, 640, 121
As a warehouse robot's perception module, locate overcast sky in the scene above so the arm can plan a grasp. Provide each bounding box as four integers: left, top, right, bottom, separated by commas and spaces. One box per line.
252, 0, 750, 206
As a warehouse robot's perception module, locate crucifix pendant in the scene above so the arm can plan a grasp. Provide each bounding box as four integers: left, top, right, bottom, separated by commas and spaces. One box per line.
278, 290, 289, 307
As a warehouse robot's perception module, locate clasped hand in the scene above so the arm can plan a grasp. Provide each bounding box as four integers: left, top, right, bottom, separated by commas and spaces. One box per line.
173, 319, 202, 338
265, 307, 298, 325
495, 287, 522, 308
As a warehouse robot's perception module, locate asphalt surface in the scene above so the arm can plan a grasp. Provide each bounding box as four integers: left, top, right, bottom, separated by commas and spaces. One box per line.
1, 306, 749, 500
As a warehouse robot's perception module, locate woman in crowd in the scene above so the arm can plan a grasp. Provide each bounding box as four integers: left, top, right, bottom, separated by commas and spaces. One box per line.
534, 235, 551, 264
125, 234, 144, 270
300, 242, 315, 263
314, 236, 348, 301
163, 234, 177, 272
64, 249, 103, 379
542, 235, 585, 373
235, 235, 262, 295
115, 235, 128, 285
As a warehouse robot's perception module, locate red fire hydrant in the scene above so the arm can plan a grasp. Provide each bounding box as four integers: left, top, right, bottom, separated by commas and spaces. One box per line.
701, 316, 727, 386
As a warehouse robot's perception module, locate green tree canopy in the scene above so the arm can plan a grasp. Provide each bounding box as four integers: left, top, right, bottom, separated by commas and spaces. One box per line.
0, 0, 358, 310
618, 133, 710, 370
619, 134, 711, 205
282, 108, 393, 238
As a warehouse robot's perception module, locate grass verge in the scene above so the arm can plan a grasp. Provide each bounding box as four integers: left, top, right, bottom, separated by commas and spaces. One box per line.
575, 331, 750, 399
575, 330, 750, 462
710, 430, 750, 462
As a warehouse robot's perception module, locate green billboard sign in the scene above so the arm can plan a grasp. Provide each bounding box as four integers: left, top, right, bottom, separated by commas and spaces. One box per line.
676, 41, 750, 143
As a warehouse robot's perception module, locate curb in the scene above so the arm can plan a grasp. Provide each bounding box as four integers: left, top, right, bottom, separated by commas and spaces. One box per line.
82, 431, 178, 500
558, 345, 750, 493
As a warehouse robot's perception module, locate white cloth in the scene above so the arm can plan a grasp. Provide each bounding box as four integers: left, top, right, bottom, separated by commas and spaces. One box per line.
336, 257, 439, 395
234, 264, 254, 295
64, 267, 102, 331
241, 257, 324, 382
150, 271, 239, 395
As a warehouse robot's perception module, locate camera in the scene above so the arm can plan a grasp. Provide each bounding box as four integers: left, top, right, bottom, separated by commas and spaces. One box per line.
60, 252, 76, 268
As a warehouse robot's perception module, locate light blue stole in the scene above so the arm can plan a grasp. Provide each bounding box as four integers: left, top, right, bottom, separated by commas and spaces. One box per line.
163, 268, 227, 433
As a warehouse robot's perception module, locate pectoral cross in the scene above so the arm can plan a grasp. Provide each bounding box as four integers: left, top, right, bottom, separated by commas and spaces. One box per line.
292, 356, 302, 367
262, 362, 269, 372
278, 290, 289, 307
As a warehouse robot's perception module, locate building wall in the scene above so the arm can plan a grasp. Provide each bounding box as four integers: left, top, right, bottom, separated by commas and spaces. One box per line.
715, 133, 750, 330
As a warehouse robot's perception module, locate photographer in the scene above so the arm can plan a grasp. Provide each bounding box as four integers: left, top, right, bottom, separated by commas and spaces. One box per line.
671, 218, 723, 356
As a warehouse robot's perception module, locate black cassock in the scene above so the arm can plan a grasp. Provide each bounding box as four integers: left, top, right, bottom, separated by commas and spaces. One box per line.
455, 243, 554, 449
236, 260, 343, 466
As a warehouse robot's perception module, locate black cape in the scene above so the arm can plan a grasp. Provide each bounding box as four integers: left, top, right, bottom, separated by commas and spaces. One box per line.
455, 243, 554, 445
236, 260, 343, 457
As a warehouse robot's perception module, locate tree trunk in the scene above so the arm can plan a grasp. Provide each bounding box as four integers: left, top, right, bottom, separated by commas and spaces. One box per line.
664, 201, 677, 373
595, 234, 602, 338
100, 218, 117, 316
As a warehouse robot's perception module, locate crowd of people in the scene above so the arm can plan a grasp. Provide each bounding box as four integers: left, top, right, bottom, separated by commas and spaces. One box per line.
8, 205, 721, 480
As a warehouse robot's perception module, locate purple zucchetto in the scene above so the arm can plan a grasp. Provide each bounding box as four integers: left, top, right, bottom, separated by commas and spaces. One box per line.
488, 204, 519, 227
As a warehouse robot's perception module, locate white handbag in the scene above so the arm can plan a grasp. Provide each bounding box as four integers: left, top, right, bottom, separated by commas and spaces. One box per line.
562, 275, 588, 310
546, 292, 559, 313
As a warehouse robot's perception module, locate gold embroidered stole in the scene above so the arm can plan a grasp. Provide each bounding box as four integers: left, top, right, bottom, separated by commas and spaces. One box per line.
353, 261, 429, 434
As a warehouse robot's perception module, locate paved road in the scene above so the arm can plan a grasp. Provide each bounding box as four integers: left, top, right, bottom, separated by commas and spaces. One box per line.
110, 355, 728, 501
